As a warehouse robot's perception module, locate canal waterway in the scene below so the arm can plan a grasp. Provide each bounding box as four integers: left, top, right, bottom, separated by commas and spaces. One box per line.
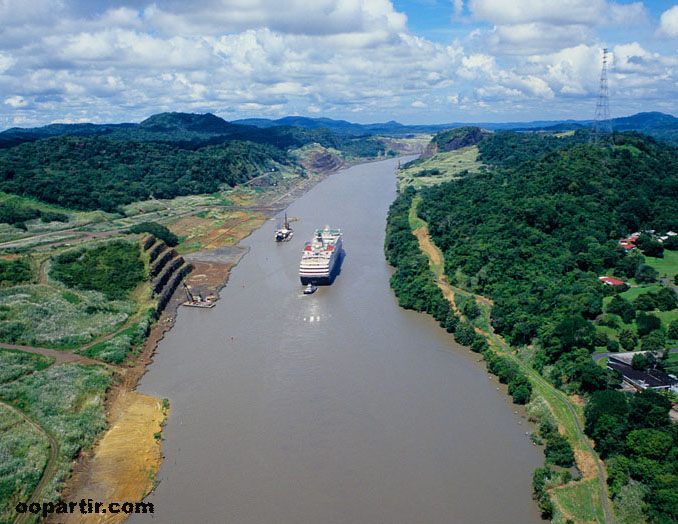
131, 157, 543, 524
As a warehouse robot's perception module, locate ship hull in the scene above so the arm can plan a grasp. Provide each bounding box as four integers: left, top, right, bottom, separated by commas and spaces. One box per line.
299, 227, 342, 285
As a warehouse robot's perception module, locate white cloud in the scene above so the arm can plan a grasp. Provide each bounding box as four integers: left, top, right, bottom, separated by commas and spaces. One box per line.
140, 0, 407, 37
467, 0, 643, 27
0, 53, 16, 74
656, 5, 678, 38
487, 23, 593, 55
467, 0, 646, 56
0, 0, 676, 127
5, 96, 28, 108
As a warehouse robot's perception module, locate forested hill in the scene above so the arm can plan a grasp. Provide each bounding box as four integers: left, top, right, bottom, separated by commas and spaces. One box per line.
400, 130, 678, 523
0, 112, 385, 152
0, 137, 289, 211
0, 112, 389, 212
420, 131, 678, 349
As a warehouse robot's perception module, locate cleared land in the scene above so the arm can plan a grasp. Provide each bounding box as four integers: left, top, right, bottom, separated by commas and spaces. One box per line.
397, 146, 484, 188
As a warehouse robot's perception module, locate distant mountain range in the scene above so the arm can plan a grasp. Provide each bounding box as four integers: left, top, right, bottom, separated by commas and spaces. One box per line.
0, 112, 347, 150
236, 112, 678, 143
233, 116, 582, 135
2, 110, 677, 149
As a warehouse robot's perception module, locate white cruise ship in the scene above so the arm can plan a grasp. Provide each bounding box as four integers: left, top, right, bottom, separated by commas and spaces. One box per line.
299, 226, 343, 284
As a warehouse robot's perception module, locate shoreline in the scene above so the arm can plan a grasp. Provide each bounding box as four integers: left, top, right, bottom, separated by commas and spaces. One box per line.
52, 154, 389, 522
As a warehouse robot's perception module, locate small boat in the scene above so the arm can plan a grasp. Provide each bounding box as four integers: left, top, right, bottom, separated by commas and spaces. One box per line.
303, 284, 317, 295
275, 213, 295, 242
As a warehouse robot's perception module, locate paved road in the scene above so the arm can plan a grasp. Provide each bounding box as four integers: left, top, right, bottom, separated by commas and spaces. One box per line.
593, 348, 678, 362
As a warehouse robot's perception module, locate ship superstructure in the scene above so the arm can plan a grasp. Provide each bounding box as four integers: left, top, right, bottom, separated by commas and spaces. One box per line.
299, 226, 342, 284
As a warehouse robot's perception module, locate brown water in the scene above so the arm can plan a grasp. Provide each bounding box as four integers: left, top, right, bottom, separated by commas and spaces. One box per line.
131, 157, 543, 524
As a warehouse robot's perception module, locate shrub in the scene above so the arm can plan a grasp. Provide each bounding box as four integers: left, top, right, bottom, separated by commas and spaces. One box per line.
0, 258, 32, 286
129, 222, 179, 247
50, 240, 145, 299
545, 433, 575, 467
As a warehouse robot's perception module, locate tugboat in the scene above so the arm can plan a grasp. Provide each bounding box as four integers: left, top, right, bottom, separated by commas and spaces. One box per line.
303, 283, 317, 295
275, 213, 295, 242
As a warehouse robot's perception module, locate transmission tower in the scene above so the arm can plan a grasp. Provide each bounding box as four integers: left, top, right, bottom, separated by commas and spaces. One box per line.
590, 48, 613, 148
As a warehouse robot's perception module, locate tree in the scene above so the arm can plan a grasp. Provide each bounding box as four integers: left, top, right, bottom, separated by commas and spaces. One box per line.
606, 295, 636, 323
553, 314, 595, 356
619, 329, 638, 350
589, 413, 628, 458
633, 293, 656, 311
618, 198, 651, 231
664, 235, 678, 250
640, 331, 665, 353
129, 222, 179, 247
578, 362, 613, 392
626, 429, 673, 460
615, 253, 644, 279
585, 389, 629, 436
606, 339, 620, 352
655, 287, 678, 311
668, 319, 678, 340
545, 434, 575, 467
636, 312, 662, 337
511, 384, 531, 405
632, 352, 654, 371
636, 234, 664, 258
636, 265, 659, 284
628, 389, 672, 430
462, 299, 481, 319
454, 320, 477, 346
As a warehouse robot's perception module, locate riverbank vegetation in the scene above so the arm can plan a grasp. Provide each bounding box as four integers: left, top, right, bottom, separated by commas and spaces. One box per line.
0, 362, 112, 518
387, 127, 678, 523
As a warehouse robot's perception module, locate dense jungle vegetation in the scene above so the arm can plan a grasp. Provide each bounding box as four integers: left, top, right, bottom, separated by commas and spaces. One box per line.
420, 131, 678, 366
0, 112, 387, 214
387, 128, 678, 523
0, 137, 289, 211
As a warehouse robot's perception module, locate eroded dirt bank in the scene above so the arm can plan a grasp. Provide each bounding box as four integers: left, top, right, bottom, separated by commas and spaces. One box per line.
52, 392, 165, 524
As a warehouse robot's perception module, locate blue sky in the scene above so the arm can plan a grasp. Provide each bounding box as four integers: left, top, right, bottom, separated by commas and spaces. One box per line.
1, 0, 678, 128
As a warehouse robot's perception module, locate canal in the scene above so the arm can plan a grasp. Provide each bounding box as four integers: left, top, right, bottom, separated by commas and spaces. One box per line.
131, 157, 543, 524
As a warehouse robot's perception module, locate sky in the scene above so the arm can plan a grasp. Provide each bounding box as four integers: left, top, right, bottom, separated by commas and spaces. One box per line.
1, 0, 678, 129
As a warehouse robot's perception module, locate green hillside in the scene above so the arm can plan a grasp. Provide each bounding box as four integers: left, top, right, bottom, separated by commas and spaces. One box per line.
387, 128, 678, 524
